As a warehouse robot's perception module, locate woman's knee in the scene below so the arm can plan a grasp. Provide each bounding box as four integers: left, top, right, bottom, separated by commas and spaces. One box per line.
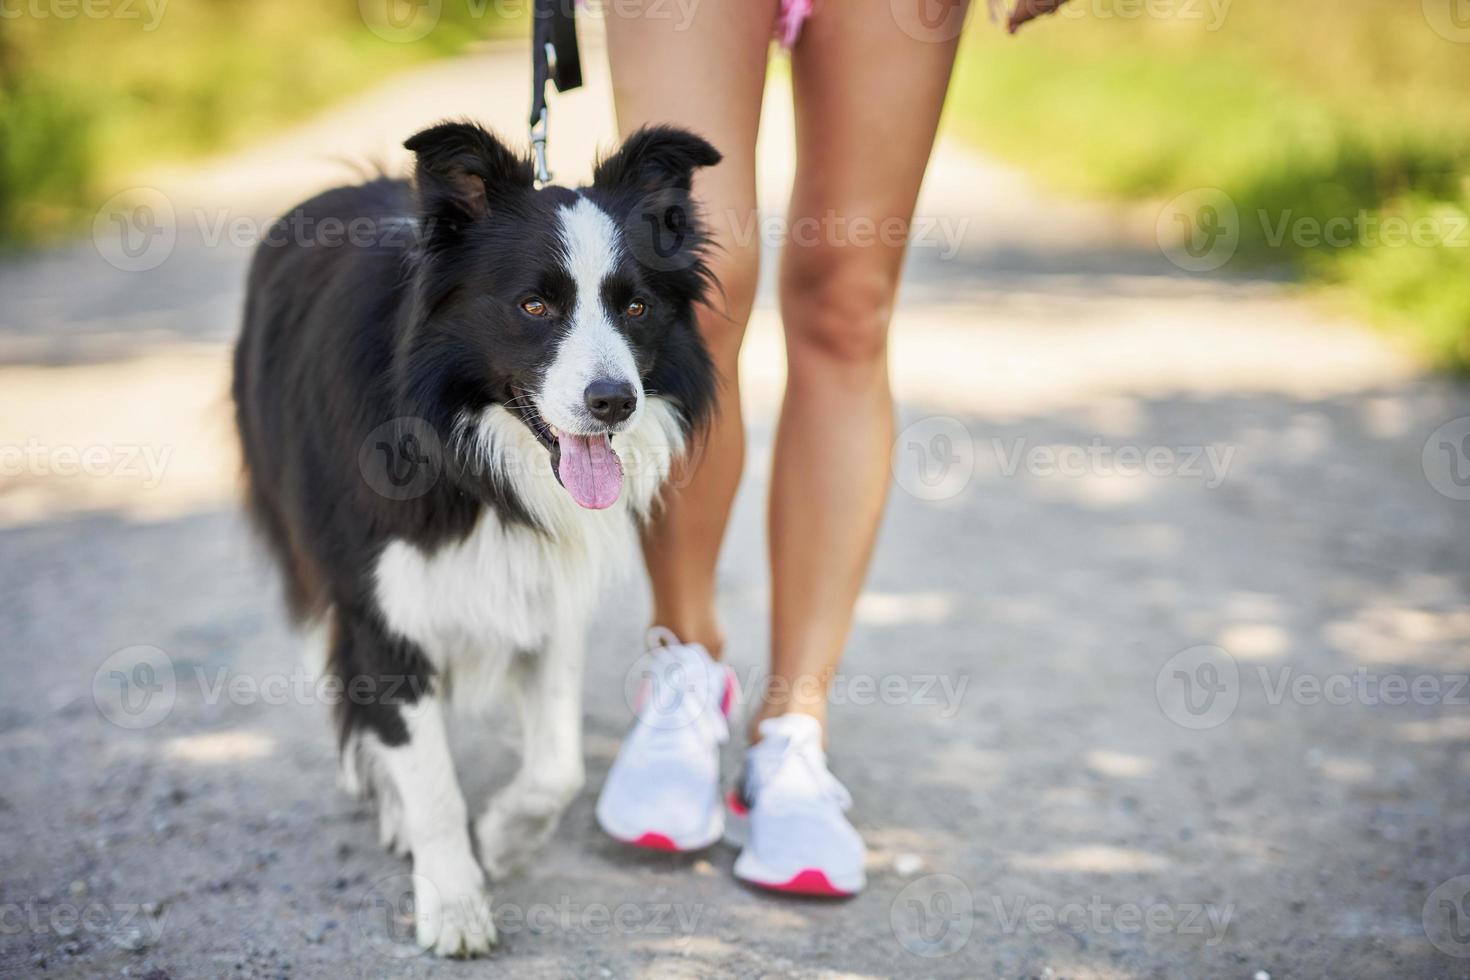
780, 248, 899, 368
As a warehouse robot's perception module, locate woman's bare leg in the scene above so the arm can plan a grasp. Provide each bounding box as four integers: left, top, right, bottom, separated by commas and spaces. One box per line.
604, 0, 778, 656
758, 0, 970, 732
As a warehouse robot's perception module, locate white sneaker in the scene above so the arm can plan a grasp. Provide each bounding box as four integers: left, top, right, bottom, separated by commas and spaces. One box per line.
596, 628, 737, 851
726, 713, 866, 896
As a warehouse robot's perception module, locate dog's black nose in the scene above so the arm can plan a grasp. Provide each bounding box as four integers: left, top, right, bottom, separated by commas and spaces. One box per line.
584, 379, 638, 425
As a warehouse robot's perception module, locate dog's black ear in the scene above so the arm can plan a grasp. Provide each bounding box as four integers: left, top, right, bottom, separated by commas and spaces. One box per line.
404, 121, 530, 226
593, 126, 722, 195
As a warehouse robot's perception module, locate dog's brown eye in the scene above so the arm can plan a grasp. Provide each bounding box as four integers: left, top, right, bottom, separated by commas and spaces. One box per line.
521, 298, 548, 317
625, 299, 647, 318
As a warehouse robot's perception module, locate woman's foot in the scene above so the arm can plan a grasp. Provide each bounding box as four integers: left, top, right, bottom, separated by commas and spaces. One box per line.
595, 628, 736, 851
726, 713, 866, 896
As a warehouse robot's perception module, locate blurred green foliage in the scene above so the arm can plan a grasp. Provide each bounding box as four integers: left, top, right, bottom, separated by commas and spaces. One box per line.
949, 0, 1470, 370
0, 0, 520, 246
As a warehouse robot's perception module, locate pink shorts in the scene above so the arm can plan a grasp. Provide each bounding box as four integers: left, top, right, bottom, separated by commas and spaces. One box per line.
778, 0, 813, 46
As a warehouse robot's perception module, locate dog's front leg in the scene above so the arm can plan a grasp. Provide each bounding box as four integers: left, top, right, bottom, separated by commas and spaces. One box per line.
475, 625, 587, 879
373, 695, 497, 955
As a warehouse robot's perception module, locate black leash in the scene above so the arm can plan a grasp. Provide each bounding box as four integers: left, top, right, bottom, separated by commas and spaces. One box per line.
530, 0, 583, 186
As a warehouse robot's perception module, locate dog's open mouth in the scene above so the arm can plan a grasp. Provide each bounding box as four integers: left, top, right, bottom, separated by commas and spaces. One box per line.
509, 389, 623, 510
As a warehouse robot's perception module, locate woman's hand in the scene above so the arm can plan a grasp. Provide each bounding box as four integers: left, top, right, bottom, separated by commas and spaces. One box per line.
1005, 0, 1072, 33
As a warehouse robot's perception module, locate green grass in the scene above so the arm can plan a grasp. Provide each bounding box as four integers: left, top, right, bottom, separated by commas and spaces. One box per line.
0, 1, 521, 246
946, 1, 1470, 369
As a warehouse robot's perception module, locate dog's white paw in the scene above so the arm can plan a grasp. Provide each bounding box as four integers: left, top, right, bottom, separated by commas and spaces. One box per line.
412, 862, 497, 957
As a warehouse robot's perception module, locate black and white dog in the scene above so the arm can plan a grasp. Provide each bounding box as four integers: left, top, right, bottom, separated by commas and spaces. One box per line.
232, 121, 720, 956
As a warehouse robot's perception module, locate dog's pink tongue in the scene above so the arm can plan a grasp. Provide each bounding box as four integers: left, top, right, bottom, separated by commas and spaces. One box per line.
556, 432, 623, 509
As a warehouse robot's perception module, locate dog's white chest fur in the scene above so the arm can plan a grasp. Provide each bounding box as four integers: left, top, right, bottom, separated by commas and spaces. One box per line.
371, 399, 682, 685
374, 503, 632, 663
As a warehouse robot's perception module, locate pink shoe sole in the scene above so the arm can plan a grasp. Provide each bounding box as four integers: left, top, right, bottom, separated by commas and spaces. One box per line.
629, 832, 681, 851
743, 868, 856, 898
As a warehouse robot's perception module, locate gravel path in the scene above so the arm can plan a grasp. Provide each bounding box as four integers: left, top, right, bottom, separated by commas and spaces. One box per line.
3, 37, 1470, 980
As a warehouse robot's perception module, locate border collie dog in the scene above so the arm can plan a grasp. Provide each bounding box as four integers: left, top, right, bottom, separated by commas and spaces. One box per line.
233, 122, 719, 956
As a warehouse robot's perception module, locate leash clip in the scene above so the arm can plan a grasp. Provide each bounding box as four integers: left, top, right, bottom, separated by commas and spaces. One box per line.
531, 106, 552, 187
